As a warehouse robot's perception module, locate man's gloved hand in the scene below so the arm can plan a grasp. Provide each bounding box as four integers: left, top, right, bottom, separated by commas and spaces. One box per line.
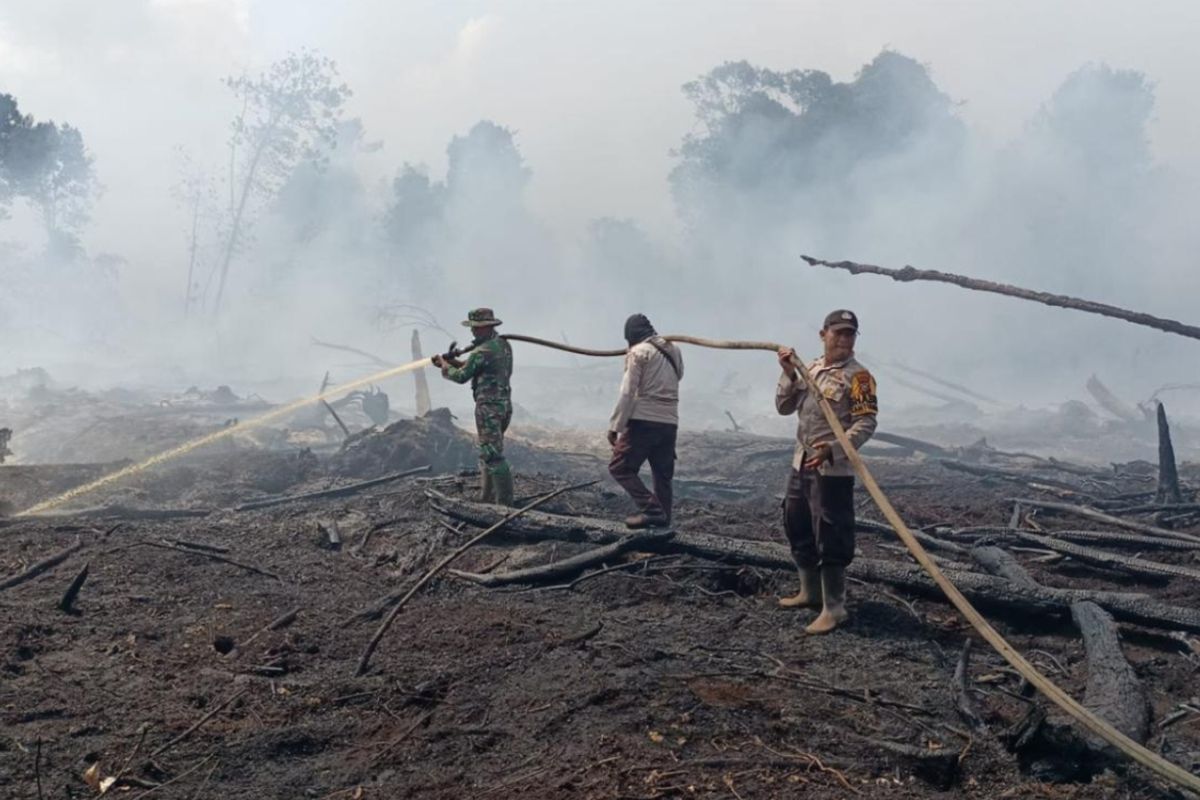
802, 444, 832, 470
607, 430, 619, 447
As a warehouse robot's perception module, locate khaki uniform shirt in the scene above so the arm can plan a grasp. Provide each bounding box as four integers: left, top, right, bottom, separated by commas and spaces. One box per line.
776, 354, 877, 477
609, 336, 684, 433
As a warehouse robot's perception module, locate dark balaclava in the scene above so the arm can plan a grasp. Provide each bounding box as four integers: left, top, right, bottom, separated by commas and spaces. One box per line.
624, 313, 656, 346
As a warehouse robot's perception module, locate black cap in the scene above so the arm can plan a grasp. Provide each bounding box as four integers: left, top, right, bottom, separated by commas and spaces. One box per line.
823, 309, 859, 332
624, 313, 656, 345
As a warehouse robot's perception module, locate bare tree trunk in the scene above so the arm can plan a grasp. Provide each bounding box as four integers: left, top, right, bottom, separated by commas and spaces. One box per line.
412, 329, 432, 416
1086, 376, 1142, 423
1070, 602, 1150, 745
1156, 403, 1183, 505
802, 256, 1200, 341
184, 196, 200, 317
212, 135, 268, 316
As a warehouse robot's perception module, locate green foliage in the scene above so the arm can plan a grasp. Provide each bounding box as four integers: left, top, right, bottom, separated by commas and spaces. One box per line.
381, 120, 530, 297
210, 49, 352, 313
0, 92, 97, 234
670, 51, 963, 221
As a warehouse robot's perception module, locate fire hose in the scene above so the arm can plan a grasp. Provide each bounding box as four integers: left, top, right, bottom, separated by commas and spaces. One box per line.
13, 327, 1197, 790
463, 332, 1200, 793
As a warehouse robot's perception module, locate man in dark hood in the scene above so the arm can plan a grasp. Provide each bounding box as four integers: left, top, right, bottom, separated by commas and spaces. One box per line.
607, 314, 684, 528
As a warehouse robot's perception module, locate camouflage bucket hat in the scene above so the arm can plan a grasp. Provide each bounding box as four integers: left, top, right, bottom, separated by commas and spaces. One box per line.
462, 308, 503, 327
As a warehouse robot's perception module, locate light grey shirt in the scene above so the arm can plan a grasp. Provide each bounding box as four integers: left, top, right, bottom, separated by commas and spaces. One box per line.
609, 336, 684, 433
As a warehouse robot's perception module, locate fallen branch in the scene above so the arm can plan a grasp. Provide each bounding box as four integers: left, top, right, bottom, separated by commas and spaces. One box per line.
970, 546, 1037, 587
428, 493, 1200, 633
0, 538, 83, 591
33, 506, 213, 521
1014, 498, 1200, 544
134, 541, 281, 581
872, 431, 953, 457
880, 368, 978, 408
1105, 502, 1200, 517
801, 255, 1200, 341
59, 563, 90, 613
165, 539, 229, 554
953, 640, 986, 731
310, 337, 396, 368
939, 460, 1090, 497
1087, 376, 1143, 423
1070, 602, 1150, 745
238, 608, 300, 650
128, 753, 216, 800
844, 731, 960, 790
354, 516, 414, 555
354, 480, 599, 676
532, 556, 668, 592
321, 399, 351, 437
1009, 531, 1200, 584
941, 525, 1200, 552
857, 519, 969, 557
372, 709, 436, 764
970, 538, 1152, 768
449, 529, 675, 587
233, 465, 431, 512
890, 358, 1000, 406
150, 688, 248, 758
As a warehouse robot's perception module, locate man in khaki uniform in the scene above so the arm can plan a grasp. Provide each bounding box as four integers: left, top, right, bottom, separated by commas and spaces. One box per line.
775, 309, 877, 633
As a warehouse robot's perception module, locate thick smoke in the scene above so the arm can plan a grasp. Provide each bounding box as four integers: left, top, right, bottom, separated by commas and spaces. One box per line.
1, 44, 1197, 437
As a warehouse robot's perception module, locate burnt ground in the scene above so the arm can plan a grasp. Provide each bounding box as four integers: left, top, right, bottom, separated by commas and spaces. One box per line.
1, 415, 1199, 799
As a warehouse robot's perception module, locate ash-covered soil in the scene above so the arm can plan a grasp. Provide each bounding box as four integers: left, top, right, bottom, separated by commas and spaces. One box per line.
1, 414, 1198, 799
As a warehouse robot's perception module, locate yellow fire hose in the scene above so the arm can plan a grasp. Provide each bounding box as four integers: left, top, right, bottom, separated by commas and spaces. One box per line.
12, 329, 1198, 790
504, 332, 1200, 793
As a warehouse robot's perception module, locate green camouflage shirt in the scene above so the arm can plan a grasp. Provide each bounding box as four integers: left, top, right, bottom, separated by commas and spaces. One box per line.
443, 333, 513, 403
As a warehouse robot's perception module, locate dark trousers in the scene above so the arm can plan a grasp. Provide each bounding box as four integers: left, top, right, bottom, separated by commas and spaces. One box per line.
783, 467, 856, 569
608, 420, 677, 519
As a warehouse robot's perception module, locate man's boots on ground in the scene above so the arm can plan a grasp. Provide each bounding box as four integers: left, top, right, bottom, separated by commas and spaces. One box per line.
805, 566, 849, 634
625, 508, 669, 529
491, 461, 515, 507
778, 567, 822, 609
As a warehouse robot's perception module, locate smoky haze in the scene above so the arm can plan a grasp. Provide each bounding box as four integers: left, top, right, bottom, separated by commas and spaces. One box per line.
1, 0, 1198, 445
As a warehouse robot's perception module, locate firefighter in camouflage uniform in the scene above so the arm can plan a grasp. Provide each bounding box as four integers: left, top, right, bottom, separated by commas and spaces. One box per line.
431, 308, 515, 506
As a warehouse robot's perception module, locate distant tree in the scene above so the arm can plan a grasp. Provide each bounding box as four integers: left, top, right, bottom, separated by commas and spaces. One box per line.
984, 64, 1157, 288
1033, 64, 1154, 179
382, 164, 445, 296
272, 118, 378, 246
583, 217, 668, 301
380, 120, 533, 300
670, 51, 963, 226
444, 120, 530, 216
0, 92, 98, 241
209, 50, 351, 315
0, 94, 19, 218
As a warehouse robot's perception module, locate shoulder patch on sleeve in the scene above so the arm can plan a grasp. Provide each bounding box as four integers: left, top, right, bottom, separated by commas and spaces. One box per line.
850, 370, 878, 417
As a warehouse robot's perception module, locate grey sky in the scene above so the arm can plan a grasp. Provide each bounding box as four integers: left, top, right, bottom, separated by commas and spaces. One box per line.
3, 0, 1198, 284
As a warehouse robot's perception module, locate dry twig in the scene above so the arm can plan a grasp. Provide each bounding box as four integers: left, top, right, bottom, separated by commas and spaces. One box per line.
354, 480, 598, 676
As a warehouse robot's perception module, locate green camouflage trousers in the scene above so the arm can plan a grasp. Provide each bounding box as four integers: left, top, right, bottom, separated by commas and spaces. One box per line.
475, 400, 512, 465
